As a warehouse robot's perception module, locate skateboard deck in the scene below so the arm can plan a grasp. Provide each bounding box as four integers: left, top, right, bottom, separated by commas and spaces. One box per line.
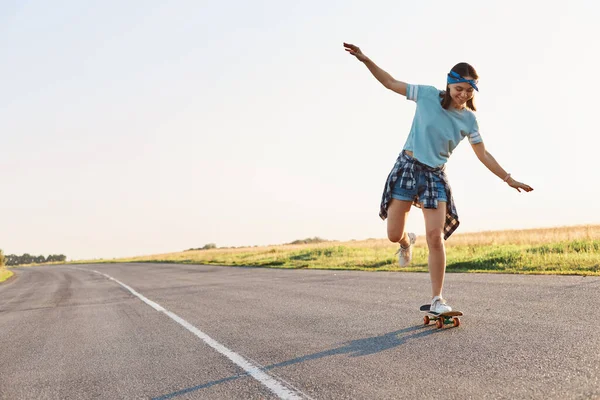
420, 304, 463, 328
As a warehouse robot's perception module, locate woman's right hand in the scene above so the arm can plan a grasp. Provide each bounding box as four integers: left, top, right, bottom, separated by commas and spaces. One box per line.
343, 42, 368, 62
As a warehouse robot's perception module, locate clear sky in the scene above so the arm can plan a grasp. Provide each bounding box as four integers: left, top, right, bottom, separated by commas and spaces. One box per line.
2, 1, 598, 260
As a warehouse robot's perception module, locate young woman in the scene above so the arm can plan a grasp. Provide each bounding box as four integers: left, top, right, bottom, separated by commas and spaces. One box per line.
343, 42, 533, 313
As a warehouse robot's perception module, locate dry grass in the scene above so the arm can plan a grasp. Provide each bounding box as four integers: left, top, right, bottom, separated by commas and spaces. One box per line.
170, 224, 600, 257
443, 225, 600, 247
65, 224, 600, 276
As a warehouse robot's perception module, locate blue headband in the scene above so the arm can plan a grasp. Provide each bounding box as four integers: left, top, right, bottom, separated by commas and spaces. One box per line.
447, 71, 479, 91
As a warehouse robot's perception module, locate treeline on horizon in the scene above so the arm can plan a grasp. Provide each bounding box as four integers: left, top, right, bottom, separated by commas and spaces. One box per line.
0, 249, 66, 267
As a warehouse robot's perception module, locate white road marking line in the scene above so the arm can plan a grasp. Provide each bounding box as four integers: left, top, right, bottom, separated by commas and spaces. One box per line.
90, 270, 304, 400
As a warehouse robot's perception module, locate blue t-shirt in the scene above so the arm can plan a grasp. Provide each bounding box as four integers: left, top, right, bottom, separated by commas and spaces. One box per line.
403, 84, 483, 168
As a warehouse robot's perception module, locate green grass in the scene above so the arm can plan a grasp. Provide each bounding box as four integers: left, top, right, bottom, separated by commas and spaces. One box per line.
0, 269, 14, 283
68, 238, 600, 276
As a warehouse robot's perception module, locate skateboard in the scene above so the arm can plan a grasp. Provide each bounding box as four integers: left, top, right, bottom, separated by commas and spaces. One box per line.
420, 304, 463, 329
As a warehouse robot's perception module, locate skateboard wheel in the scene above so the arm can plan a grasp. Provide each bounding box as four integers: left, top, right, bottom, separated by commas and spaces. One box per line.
423, 316, 430, 325
435, 319, 444, 329
452, 317, 460, 327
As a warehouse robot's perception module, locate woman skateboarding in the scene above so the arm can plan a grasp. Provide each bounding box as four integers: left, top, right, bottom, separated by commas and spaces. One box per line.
343, 42, 533, 313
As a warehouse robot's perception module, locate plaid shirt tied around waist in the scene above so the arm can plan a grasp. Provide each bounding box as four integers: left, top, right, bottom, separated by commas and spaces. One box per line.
379, 151, 460, 240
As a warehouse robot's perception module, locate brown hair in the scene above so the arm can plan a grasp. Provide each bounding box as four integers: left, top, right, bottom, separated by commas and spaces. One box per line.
440, 62, 479, 111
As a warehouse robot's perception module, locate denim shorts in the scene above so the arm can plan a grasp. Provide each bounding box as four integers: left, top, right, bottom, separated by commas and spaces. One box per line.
391, 170, 448, 203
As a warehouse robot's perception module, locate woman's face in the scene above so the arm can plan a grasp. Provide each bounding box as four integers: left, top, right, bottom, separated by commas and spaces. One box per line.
448, 77, 475, 109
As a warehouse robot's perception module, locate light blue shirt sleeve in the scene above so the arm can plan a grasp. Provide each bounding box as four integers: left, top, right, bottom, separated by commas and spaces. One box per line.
406, 84, 440, 103
468, 116, 483, 144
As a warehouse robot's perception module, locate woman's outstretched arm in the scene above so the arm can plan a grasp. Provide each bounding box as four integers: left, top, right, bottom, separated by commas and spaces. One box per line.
343, 42, 408, 96
471, 142, 534, 192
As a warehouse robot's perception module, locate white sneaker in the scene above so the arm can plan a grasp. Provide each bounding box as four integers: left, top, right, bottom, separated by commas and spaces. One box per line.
430, 296, 452, 314
396, 232, 416, 267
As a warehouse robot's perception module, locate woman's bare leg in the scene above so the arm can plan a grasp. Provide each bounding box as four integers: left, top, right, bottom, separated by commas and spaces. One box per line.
386, 199, 413, 246
422, 202, 447, 297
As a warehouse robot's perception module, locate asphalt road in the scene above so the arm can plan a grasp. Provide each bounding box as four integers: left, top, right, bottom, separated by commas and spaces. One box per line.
1, 264, 599, 399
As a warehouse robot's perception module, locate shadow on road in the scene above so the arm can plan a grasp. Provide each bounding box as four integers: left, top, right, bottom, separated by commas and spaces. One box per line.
152, 324, 441, 399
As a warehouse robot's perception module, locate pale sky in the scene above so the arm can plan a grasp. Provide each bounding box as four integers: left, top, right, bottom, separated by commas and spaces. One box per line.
2, 1, 599, 260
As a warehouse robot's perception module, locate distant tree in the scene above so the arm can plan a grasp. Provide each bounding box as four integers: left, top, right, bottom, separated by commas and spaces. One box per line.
20, 253, 33, 265
6, 254, 17, 266
0, 249, 5, 267
46, 254, 67, 262
289, 237, 328, 245
3, 253, 67, 266
185, 244, 218, 251
34, 255, 46, 264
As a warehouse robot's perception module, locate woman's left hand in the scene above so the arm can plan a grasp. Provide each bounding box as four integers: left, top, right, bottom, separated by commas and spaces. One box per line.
507, 178, 533, 192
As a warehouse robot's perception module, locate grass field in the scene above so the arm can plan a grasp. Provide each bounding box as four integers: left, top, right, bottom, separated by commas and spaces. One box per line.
70, 225, 600, 276
0, 268, 14, 283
